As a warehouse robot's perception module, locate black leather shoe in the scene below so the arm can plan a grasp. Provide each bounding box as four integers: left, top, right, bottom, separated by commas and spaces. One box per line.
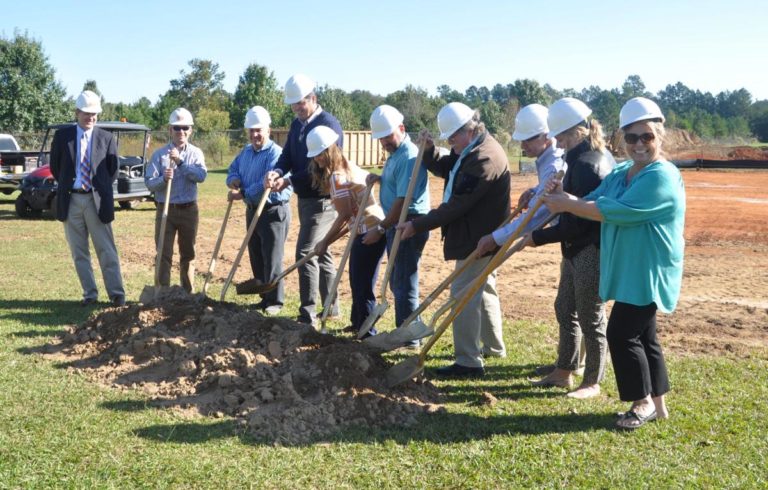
80, 297, 98, 307
111, 295, 126, 307
434, 363, 485, 377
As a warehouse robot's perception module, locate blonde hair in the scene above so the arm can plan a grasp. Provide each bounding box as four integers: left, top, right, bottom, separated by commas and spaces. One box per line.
562, 119, 607, 153
309, 144, 350, 194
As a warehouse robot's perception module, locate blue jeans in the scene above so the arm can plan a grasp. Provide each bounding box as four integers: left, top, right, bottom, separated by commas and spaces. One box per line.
386, 225, 429, 327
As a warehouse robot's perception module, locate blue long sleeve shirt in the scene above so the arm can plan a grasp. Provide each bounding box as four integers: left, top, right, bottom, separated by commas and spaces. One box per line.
273, 107, 342, 199
492, 141, 565, 244
226, 140, 292, 206
146, 143, 207, 203
586, 159, 686, 313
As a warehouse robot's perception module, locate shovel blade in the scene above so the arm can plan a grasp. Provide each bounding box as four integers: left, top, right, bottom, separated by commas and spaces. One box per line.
357, 302, 388, 339
363, 320, 435, 352
139, 285, 158, 305
386, 356, 424, 388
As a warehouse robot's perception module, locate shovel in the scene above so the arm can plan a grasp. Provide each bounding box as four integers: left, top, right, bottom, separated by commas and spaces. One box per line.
239, 224, 351, 296
319, 182, 374, 333
356, 141, 426, 339
202, 198, 233, 295
219, 190, 269, 301
139, 161, 174, 304
364, 205, 525, 351
386, 171, 563, 387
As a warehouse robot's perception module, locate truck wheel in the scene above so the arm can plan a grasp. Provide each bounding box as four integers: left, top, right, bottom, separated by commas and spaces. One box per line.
15, 196, 42, 219
119, 200, 139, 210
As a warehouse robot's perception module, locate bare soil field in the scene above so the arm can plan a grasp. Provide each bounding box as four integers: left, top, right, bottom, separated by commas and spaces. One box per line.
189, 168, 768, 358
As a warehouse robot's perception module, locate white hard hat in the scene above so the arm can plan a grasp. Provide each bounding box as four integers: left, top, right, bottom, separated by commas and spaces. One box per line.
169, 108, 194, 126
75, 90, 102, 114
547, 98, 592, 138
306, 126, 339, 158
437, 102, 474, 140
370, 105, 404, 139
512, 104, 549, 141
244, 106, 272, 129
284, 73, 315, 104
620, 97, 665, 129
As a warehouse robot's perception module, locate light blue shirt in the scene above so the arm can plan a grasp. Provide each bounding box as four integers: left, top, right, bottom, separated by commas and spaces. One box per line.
492, 141, 566, 245
586, 159, 686, 313
146, 143, 208, 203
379, 134, 430, 216
73, 126, 94, 190
226, 140, 292, 206
443, 134, 480, 203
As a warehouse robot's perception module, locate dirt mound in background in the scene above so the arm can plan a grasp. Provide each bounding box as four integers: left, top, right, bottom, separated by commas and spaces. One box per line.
609, 128, 702, 160
609, 127, 768, 161
48, 287, 443, 444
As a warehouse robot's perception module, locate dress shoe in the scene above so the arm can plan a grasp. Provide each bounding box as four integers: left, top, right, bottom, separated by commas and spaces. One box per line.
80, 297, 98, 307
111, 295, 126, 307
434, 363, 485, 377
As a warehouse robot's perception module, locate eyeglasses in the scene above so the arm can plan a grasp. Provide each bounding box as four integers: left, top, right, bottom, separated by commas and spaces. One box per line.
624, 132, 655, 145
172, 126, 191, 132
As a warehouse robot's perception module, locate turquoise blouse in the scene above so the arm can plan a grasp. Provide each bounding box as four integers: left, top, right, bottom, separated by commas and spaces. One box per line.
585, 159, 685, 313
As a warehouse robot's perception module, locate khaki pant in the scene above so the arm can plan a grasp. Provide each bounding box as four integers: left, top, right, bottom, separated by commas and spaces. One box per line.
64, 193, 125, 300
449, 255, 505, 368
154, 202, 198, 292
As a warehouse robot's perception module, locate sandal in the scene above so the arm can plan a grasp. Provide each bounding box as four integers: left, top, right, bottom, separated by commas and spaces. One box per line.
615, 409, 657, 430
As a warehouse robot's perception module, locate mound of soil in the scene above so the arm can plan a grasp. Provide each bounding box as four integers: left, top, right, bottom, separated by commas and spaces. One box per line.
50, 287, 443, 444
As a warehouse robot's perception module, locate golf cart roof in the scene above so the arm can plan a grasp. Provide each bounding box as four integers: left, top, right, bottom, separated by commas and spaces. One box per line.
46, 121, 151, 131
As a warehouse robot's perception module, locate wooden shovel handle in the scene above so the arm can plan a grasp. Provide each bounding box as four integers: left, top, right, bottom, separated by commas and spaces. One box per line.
396, 204, 523, 330
319, 183, 374, 327
220, 190, 269, 301
202, 198, 233, 294
377, 141, 426, 298
154, 176, 174, 287
414, 170, 563, 363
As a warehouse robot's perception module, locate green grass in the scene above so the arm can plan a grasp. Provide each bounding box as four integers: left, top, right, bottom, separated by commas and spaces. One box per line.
0, 173, 766, 488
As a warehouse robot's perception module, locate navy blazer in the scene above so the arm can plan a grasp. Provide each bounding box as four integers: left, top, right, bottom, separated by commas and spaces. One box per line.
50, 125, 118, 223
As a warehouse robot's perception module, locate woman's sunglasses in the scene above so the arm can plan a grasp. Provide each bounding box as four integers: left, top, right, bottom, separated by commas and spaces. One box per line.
624, 132, 655, 144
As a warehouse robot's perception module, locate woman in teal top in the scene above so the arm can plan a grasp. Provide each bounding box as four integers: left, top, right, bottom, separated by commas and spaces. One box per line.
542, 97, 685, 430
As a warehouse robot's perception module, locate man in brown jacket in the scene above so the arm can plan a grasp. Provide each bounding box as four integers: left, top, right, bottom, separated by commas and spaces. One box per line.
398, 102, 510, 376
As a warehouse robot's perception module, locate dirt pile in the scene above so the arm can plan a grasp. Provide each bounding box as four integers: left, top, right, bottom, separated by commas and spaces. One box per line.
51, 287, 443, 444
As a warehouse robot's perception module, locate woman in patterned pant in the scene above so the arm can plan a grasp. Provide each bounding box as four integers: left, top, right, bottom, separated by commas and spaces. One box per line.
523, 98, 615, 399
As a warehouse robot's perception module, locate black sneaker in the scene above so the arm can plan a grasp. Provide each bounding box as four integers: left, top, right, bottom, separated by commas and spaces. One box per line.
111, 295, 126, 307
434, 363, 485, 377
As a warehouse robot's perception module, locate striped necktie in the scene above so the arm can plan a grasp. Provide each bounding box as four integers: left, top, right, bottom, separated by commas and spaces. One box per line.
80, 132, 91, 191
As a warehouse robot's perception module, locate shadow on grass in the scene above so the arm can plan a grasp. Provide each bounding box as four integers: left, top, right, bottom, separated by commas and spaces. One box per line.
1, 299, 96, 331
129, 410, 615, 447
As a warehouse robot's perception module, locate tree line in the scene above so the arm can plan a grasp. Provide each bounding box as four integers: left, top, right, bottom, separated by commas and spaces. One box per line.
3, 32, 768, 143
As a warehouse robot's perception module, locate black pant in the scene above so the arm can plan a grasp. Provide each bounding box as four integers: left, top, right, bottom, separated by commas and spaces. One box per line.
607, 302, 670, 401
349, 233, 386, 333
246, 203, 290, 306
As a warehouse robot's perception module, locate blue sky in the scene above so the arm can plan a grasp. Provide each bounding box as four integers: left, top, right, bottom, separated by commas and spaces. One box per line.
4, 0, 767, 104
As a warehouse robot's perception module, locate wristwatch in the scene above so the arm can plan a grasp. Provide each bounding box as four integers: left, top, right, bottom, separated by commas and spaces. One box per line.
375, 224, 386, 234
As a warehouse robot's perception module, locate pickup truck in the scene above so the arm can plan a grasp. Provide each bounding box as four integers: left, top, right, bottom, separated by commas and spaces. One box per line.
0, 134, 41, 194
14, 122, 154, 218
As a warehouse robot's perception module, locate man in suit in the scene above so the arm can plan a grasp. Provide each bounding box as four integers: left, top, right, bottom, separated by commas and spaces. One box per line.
50, 90, 126, 306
